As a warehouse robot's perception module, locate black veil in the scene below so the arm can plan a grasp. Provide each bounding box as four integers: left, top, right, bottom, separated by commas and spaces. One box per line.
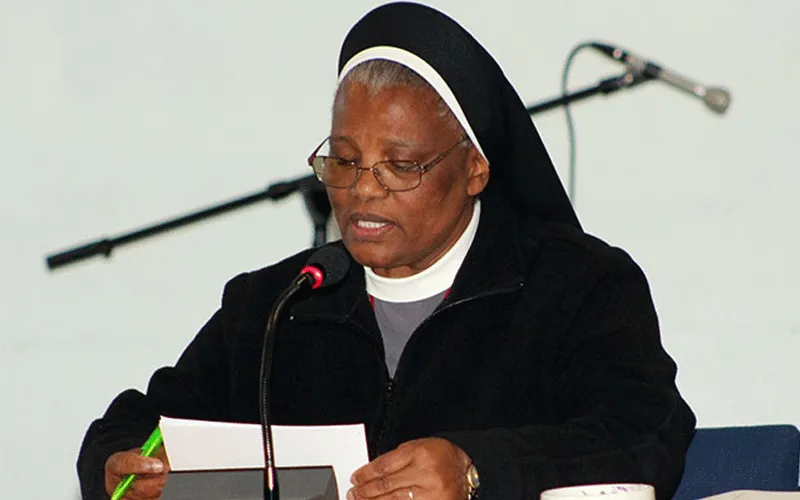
338, 2, 580, 229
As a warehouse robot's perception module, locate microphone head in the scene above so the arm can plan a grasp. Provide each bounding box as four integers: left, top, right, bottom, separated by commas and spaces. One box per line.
704, 87, 731, 114
301, 245, 350, 289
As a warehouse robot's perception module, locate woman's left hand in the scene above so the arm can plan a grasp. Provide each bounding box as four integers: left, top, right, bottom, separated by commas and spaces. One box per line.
347, 437, 471, 500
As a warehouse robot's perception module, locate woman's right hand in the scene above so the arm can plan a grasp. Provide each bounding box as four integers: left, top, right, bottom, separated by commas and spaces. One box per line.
104, 447, 170, 500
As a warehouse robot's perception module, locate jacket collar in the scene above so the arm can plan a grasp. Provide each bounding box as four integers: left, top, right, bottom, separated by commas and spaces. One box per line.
289, 191, 526, 327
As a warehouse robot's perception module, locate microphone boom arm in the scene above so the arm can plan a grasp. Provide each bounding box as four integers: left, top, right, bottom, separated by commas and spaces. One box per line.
526, 71, 653, 115
44, 175, 320, 270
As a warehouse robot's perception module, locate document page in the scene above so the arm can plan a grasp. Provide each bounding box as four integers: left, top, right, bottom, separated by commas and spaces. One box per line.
159, 416, 369, 500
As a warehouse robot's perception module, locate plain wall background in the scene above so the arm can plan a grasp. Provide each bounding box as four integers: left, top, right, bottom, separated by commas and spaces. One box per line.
1, 1, 798, 497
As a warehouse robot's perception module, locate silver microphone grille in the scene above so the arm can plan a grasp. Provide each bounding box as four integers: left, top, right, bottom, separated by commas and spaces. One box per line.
704, 87, 731, 114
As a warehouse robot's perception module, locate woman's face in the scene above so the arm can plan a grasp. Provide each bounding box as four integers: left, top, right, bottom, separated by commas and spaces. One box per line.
328, 81, 489, 278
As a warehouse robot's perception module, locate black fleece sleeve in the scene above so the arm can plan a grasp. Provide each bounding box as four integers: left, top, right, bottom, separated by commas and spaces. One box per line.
438, 249, 696, 500
76, 273, 247, 500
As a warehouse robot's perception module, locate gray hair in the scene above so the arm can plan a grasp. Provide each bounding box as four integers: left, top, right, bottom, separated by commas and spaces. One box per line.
333, 59, 463, 134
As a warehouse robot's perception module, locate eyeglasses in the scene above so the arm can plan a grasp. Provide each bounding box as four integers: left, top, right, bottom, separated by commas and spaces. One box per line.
307, 137, 470, 192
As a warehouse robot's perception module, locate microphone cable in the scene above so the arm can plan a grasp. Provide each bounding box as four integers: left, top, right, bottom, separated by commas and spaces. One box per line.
560, 41, 596, 205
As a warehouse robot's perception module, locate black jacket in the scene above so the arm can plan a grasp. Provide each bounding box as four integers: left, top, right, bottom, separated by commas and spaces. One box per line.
78, 194, 695, 499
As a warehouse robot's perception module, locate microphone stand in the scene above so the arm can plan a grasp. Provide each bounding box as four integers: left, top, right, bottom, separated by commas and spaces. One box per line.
526, 70, 653, 115
44, 174, 324, 270
300, 182, 333, 248
44, 72, 651, 271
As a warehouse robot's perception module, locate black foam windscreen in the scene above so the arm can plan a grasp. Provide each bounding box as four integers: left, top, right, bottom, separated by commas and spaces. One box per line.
305, 245, 350, 288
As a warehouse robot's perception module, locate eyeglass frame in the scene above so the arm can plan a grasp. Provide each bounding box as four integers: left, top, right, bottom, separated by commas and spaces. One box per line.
307, 136, 471, 192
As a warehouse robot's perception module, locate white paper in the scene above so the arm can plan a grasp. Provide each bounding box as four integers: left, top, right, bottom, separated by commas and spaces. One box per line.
159, 416, 369, 500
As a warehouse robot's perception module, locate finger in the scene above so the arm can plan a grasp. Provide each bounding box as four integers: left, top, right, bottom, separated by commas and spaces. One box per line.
107, 451, 165, 476
396, 439, 423, 449
105, 450, 167, 497
351, 467, 429, 499
105, 469, 167, 498
350, 486, 422, 500
127, 474, 169, 499
351, 448, 414, 486
106, 472, 167, 498
106, 474, 167, 500
154, 445, 171, 470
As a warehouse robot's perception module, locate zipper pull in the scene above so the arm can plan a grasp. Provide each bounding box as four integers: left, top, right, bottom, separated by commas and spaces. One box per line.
385, 379, 395, 399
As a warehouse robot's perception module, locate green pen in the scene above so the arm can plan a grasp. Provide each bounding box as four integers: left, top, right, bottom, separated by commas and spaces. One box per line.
111, 427, 164, 500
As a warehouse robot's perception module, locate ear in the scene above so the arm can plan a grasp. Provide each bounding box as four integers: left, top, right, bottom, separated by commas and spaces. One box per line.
465, 147, 490, 197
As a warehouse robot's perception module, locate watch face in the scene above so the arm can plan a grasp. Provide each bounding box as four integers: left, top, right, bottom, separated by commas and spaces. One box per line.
468, 465, 480, 489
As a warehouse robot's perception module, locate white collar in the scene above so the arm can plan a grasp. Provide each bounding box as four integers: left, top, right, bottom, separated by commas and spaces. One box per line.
364, 199, 481, 303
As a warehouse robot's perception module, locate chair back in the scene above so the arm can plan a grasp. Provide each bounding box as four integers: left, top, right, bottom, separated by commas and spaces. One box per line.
673, 424, 800, 499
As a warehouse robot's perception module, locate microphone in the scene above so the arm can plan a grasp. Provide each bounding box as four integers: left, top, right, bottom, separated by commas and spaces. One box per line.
590, 42, 731, 114
258, 245, 350, 500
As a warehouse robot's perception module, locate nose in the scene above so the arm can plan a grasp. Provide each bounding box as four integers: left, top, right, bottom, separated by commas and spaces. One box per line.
351, 164, 389, 200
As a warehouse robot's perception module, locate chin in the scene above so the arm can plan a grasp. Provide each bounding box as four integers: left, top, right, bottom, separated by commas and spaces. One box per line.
343, 239, 399, 270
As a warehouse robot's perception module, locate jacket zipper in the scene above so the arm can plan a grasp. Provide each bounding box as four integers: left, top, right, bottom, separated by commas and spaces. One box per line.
374, 378, 395, 450
372, 279, 524, 452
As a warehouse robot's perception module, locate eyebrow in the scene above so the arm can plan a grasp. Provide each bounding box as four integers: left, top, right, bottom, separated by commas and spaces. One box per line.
329, 135, 421, 151
385, 139, 419, 150
329, 136, 357, 147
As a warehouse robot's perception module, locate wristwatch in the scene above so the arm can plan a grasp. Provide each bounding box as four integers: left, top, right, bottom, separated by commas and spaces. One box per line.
466, 463, 480, 499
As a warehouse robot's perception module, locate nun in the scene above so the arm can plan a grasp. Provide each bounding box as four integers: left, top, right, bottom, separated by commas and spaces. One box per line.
79, 3, 695, 500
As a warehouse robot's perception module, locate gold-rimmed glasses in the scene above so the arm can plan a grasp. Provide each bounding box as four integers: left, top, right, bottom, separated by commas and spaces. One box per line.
307, 137, 470, 192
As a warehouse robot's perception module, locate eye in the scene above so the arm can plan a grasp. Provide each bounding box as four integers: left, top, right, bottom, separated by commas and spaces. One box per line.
388, 161, 420, 173
329, 147, 358, 165
331, 156, 357, 166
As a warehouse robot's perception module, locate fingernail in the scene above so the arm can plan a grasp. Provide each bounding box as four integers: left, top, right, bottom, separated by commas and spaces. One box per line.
347, 488, 356, 500
350, 474, 359, 485
149, 459, 164, 473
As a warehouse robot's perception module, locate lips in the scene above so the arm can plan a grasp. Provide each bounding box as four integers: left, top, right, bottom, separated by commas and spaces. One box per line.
348, 212, 396, 240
